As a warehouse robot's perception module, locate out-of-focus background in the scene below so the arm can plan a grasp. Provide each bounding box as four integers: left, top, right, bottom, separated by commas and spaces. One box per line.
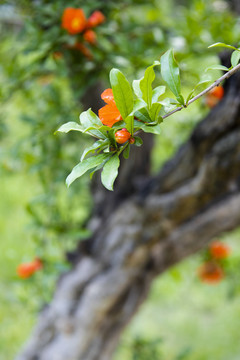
1, 1, 240, 359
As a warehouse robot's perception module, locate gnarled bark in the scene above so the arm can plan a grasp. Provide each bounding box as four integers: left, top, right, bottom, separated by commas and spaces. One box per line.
16, 70, 240, 360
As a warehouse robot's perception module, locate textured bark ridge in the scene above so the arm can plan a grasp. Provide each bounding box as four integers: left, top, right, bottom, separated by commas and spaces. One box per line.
17, 71, 240, 360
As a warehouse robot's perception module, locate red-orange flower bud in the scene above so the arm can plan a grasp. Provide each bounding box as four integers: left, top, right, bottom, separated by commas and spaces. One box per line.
61, 8, 87, 35
83, 29, 97, 45
115, 128, 131, 144
209, 241, 230, 259
87, 11, 105, 28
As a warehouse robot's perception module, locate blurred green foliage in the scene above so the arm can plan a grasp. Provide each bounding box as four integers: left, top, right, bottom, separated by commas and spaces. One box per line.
0, 0, 240, 359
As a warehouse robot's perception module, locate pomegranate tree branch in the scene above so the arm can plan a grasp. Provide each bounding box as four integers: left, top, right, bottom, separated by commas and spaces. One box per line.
162, 62, 240, 120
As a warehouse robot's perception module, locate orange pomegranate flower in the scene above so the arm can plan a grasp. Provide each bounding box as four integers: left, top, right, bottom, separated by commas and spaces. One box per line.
17, 262, 37, 279
62, 8, 87, 35
83, 29, 97, 45
87, 11, 105, 28
98, 89, 122, 127
209, 241, 230, 259
17, 258, 43, 279
209, 86, 224, 99
206, 85, 224, 108
198, 261, 224, 284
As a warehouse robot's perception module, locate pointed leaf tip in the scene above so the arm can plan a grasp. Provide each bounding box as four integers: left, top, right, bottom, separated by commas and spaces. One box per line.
160, 49, 182, 101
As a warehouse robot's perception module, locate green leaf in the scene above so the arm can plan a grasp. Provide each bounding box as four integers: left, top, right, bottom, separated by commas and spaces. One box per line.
149, 103, 162, 122
208, 42, 237, 50
142, 124, 162, 134
80, 109, 102, 127
131, 99, 147, 114
134, 136, 143, 147
112, 120, 125, 129
231, 50, 240, 67
81, 140, 109, 161
195, 79, 211, 87
176, 94, 185, 106
159, 98, 177, 112
186, 79, 211, 104
160, 49, 182, 100
132, 79, 142, 98
134, 108, 151, 123
56, 122, 84, 134
110, 68, 134, 134
80, 110, 106, 139
168, 98, 179, 105
103, 147, 112, 153
101, 154, 120, 191
106, 129, 117, 147
140, 62, 159, 108
82, 125, 110, 135
89, 162, 106, 179
206, 65, 229, 72
185, 90, 195, 104
134, 121, 162, 134
152, 86, 166, 103
123, 144, 130, 159
110, 69, 134, 120
66, 154, 108, 187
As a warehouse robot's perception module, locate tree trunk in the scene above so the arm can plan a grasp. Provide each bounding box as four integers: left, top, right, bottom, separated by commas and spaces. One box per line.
16, 69, 240, 360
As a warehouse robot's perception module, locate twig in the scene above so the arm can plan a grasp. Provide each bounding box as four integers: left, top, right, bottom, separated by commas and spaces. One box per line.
162, 62, 240, 120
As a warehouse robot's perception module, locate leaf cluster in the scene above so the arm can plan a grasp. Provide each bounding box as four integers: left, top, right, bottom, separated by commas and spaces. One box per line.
59, 41, 240, 191
58, 50, 186, 190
